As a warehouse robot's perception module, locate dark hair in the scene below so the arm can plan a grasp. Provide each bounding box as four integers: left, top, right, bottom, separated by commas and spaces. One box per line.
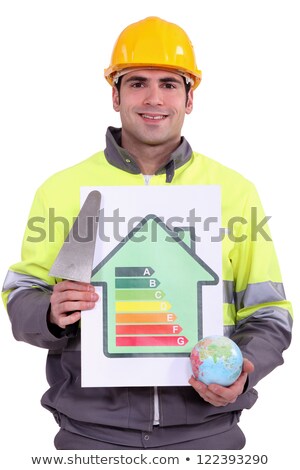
115, 75, 191, 105
115, 75, 123, 96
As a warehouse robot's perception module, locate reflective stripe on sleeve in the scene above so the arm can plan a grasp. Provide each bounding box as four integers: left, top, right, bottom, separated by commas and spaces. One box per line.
2, 270, 53, 303
235, 281, 286, 311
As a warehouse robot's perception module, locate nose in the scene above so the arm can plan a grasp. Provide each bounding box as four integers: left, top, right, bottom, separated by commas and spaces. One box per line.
143, 84, 163, 106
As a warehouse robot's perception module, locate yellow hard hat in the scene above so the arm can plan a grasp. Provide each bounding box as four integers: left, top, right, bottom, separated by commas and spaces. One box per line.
104, 17, 202, 90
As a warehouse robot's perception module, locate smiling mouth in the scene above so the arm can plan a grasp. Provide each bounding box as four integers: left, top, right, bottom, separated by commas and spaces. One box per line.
139, 114, 168, 121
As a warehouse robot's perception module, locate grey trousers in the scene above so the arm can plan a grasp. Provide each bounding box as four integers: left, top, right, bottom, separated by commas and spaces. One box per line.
54, 425, 246, 450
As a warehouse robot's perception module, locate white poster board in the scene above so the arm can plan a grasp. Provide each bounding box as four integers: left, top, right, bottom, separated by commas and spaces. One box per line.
81, 185, 223, 386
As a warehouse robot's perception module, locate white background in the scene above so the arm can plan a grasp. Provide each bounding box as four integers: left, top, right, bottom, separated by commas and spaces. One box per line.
0, 0, 299, 467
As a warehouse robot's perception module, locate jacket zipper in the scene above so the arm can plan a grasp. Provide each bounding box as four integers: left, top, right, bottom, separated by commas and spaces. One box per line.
143, 174, 160, 425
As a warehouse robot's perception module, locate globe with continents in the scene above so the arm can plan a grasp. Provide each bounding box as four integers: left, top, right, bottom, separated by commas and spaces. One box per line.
190, 335, 243, 386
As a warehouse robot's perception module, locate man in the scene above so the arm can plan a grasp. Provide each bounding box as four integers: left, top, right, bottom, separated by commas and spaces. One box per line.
2, 17, 292, 450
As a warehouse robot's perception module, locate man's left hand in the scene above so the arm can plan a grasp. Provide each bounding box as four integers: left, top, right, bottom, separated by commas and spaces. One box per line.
188, 358, 255, 407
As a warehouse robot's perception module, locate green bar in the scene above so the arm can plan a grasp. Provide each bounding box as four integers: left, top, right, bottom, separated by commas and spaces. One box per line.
115, 289, 165, 300
115, 267, 154, 277
115, 278, 160, 289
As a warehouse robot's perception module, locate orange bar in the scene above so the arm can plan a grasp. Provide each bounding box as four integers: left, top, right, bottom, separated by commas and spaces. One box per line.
116, 313, 177, 323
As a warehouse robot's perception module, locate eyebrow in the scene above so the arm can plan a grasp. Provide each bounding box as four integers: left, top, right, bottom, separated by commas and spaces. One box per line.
124, 75, 183, 85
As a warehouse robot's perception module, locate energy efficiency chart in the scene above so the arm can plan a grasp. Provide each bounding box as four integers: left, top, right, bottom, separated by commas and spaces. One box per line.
81, 185, 222, 386
115, 265, 188, 348
91, 215, 219, 357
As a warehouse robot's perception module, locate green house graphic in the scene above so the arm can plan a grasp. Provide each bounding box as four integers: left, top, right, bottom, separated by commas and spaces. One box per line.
91, 214, 219, 357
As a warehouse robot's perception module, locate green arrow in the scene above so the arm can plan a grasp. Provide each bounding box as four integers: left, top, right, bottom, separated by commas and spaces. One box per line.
115, 289, 165, 301
115, 267, 154, 277
115, 278, 160, 288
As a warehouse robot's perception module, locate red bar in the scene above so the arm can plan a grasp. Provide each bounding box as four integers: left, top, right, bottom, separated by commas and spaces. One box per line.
116, 336, 188, 347
116, 325, 183, 335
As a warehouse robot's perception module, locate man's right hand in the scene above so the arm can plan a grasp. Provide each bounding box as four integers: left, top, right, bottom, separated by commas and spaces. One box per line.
48, 280, 99, 329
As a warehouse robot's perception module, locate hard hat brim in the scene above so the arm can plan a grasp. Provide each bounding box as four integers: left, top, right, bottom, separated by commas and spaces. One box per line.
104, 64, 202, 90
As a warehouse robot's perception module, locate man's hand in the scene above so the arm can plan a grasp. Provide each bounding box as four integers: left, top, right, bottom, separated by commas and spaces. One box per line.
49, 280, 99, 329
188, 358, 254, 407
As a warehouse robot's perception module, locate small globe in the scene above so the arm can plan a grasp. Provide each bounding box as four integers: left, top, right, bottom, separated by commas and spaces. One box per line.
190, 335, 243, 386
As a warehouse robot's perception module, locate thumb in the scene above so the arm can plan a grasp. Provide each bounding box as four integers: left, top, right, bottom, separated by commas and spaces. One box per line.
243, 358, 255, 374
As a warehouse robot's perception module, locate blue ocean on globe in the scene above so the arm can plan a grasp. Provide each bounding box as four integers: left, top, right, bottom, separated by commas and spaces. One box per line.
190, 335, 243, 386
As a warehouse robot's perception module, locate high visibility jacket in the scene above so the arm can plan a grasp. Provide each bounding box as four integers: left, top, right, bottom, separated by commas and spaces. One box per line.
2, 127, 292, 445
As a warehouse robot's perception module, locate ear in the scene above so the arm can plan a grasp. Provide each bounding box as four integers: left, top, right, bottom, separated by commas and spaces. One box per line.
112, 86, 120, 111
185, 89, 194, 115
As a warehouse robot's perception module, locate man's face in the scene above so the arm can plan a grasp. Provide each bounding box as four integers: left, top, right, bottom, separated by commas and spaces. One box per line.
112, 69, 193, 149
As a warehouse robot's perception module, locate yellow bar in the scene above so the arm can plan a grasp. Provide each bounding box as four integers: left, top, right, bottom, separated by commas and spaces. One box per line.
116, 300, 171, 312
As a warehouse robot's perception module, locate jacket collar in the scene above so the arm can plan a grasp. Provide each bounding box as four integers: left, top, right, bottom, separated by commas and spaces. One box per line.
104, 126, 192, 183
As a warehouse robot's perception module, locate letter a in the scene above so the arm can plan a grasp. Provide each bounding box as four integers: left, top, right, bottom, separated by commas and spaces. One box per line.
143, 268, 151, 276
